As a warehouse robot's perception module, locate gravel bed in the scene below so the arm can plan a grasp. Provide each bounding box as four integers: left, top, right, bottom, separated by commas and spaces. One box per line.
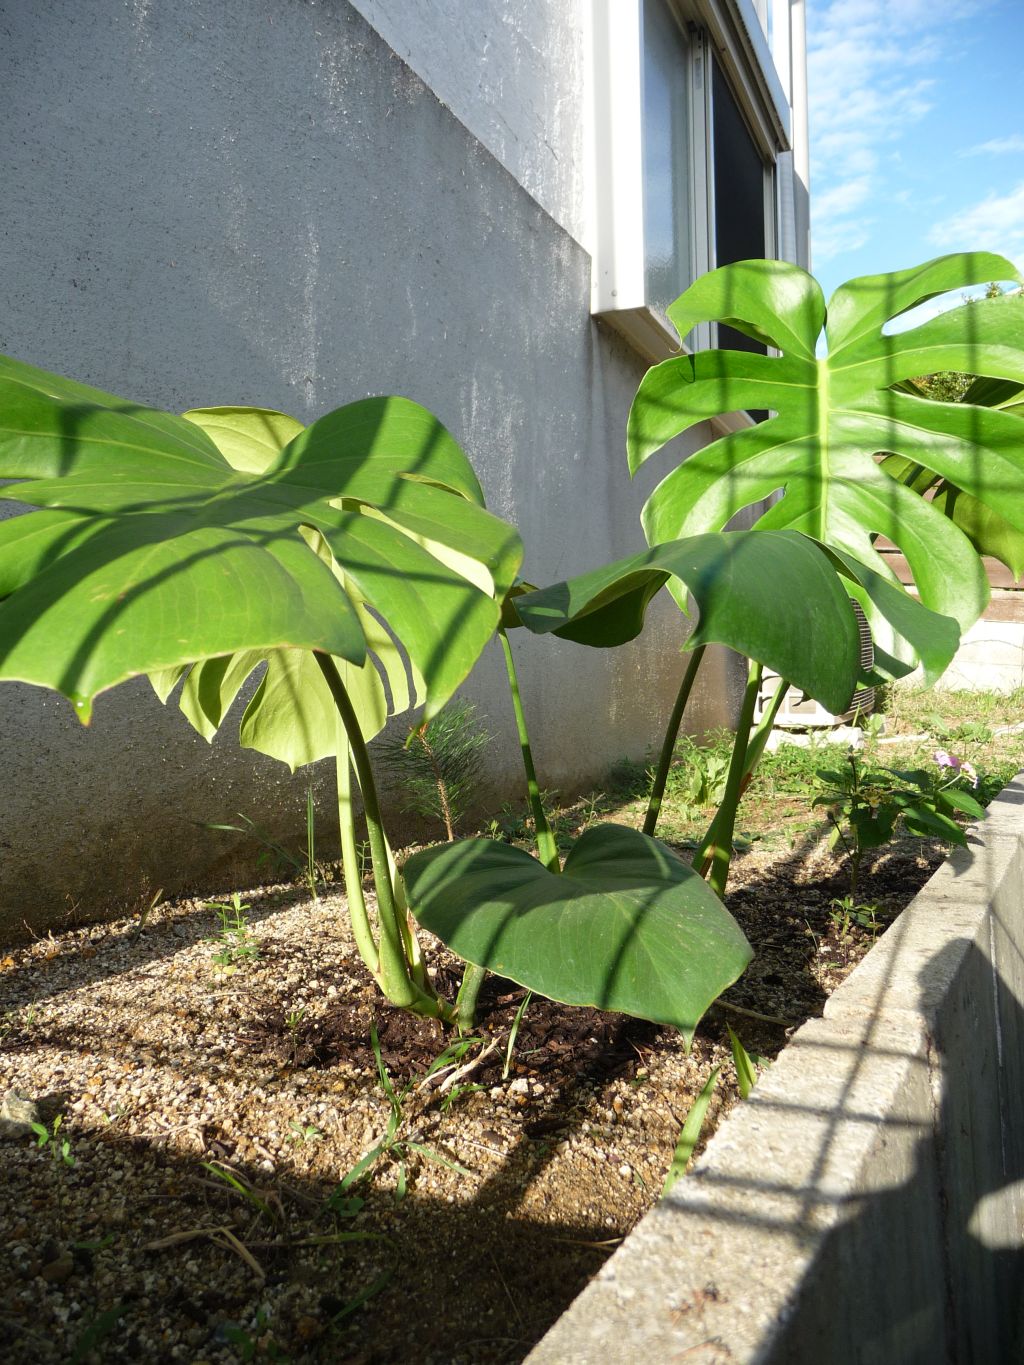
0, 832, 942, 1363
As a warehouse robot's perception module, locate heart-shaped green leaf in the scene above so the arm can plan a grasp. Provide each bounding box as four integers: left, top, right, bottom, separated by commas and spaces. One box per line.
627, 253, 1024, 659
404, 824, 753, 1042
516, 529, 957, 706
0, 356, 521, 722
517, 526, 958, 692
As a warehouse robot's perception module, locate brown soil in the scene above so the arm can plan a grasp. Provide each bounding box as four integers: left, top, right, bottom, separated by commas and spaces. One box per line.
0, 826, 946, 1365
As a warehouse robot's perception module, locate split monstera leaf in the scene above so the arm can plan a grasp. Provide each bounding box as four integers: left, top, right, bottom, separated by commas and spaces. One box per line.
628, 251, 1024, 681
506, 252, 1022, 893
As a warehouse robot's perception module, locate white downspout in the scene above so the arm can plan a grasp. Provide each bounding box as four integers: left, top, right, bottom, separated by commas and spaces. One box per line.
789, 0, 811, 269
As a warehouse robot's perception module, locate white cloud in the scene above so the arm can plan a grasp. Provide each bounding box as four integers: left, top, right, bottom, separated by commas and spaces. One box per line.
960, 134, 1024, 157
811, 176, 874, 259
807, 0, 994, 264
814, 175, 872, 220
813, 217, 873, 263
928, 181, 1024, 257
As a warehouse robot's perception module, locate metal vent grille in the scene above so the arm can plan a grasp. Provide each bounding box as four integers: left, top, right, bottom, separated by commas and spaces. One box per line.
757, 599, 874, 728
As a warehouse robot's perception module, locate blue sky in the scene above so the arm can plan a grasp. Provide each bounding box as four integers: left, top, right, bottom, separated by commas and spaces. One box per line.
806, 0, 1024, 305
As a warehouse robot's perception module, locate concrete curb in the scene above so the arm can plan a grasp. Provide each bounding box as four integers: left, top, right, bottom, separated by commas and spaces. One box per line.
528, 778, 1024, 1364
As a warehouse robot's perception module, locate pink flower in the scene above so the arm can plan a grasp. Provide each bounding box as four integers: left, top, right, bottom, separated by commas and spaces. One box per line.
933, 749, 961, 769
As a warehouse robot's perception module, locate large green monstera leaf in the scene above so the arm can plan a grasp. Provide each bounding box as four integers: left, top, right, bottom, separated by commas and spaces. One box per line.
883, 374, 1024, 584
0, 357, 522, 733
405, 824, 752, 1041
628, 253, 1024, 673
149, 408, 433, 766
514, 530, 959, 697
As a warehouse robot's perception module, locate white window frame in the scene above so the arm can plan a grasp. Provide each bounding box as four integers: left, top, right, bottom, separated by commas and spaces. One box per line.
587, 0, 794, 373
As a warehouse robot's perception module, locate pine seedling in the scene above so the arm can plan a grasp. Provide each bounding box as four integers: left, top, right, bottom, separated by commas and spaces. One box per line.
378, 699, 490, 841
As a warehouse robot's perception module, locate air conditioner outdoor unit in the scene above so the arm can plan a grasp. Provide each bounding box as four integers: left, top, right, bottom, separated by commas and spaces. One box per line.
757, 600, 875, 729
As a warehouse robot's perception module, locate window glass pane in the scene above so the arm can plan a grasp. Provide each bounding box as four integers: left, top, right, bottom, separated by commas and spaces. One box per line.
642, 0, 692, 316
712, 58, 766, 357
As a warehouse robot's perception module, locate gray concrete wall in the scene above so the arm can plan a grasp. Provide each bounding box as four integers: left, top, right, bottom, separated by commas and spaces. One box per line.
351, 0, 585, 242
530, 779, 1024, 1363
0, 0, 727, 933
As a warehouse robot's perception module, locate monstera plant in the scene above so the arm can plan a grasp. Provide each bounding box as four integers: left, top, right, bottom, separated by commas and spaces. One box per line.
409, 526, 870, 1034
512, 253, 1024, 891
0, 357, 520, 1019
628, 252, 1024, 664
4, 254, 1006, 1032
0, 350, 877, 1037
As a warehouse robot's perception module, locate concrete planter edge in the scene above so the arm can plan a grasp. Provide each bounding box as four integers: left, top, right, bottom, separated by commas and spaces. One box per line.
528, 776, 1024, 1364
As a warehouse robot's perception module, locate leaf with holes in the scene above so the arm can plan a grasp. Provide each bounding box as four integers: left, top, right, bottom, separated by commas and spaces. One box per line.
628, 253, 1024, 676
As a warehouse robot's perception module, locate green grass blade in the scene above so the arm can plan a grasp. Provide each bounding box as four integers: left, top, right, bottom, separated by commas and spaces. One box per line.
727, 1026, 758, 1100
327, 1272, 392, 1328
405, 1141, 474, 1178
370, 1024, 399, 1109
336, 1142, 385, 1192
662, 1066, 721, 1195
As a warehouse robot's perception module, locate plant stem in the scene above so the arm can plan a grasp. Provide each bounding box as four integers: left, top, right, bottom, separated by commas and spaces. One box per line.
827, 811, 854, 865
695, 669, 784, 882
696, 674, 789, 866
697, 659, 762, 899
316, 654, 450, 1020
454, 963, 487, 1033
305, 786, 320, 903
417, 727, 456, 841
333, 726, 381, 980
741, 674, 789, 780
377, 826, 429, 992
643, 645, 705, 837
711, 998, 796, 1028
499, 628, 560, 873
847, 754, 862, 901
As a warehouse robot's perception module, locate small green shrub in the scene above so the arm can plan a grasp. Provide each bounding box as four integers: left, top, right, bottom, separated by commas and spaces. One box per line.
661, 731, 733, 817
813, 750, 985, 898
205, 893, 260, 972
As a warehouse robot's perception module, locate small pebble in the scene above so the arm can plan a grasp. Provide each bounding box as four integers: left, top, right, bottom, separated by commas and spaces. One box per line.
39, 1253, 74, 1285
0, 1089, 42, 1140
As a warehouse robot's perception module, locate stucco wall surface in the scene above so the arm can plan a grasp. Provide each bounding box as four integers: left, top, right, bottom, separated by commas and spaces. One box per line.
0, 0, 722, 934
350, 0, 586, 243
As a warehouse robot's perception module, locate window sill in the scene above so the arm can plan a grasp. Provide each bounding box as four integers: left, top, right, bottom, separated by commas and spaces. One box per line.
597, 304, 755, 437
